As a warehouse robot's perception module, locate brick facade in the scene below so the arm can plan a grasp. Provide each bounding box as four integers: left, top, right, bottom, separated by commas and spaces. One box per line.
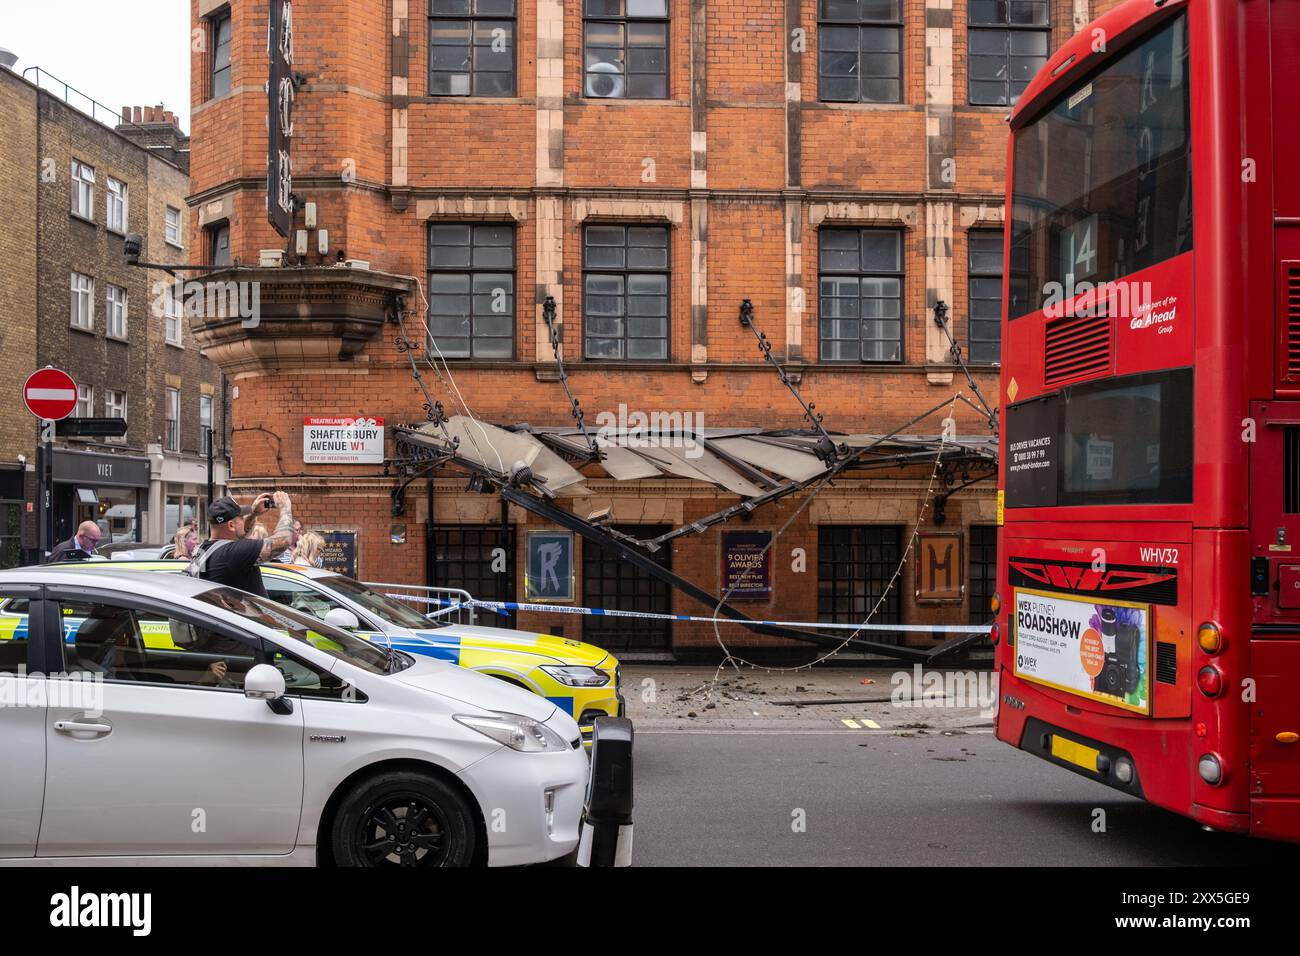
0, 65, 228, 560
190, 0, 1116, 659
0, 72, 40, 554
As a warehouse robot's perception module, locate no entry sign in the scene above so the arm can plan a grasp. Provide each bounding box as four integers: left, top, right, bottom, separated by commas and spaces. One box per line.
23, 368, 78, 421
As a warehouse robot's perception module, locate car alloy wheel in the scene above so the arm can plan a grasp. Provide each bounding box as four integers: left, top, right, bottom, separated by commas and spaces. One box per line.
333, 772, 475, 867
357, 795, 449, 866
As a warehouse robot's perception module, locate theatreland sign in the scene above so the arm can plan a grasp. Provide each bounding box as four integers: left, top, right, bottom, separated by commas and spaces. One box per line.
268, 0, 294, 237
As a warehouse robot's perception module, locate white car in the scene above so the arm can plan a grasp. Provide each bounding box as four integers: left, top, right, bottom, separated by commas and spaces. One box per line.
0, 567, 590, 866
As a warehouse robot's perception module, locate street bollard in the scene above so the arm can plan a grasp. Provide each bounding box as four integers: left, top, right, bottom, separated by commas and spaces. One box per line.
576, 716, 634, 867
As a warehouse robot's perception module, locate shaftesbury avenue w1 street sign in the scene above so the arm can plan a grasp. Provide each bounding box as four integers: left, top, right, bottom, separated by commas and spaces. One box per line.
268, 0, 295, 237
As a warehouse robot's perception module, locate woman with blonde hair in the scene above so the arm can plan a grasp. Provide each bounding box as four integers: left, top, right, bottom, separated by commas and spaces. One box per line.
172, 523, 198, 559
293, 530, 326, 568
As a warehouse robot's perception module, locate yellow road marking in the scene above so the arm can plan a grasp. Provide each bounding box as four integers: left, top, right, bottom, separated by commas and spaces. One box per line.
841, 719, 860, 729
863, 719, 881, 729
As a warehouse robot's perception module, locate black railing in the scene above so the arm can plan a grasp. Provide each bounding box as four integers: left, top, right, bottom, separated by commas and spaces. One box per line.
21, 66, 152, 135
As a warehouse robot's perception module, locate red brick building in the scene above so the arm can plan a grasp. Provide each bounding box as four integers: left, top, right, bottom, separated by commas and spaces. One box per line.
188, 0, 1123, 659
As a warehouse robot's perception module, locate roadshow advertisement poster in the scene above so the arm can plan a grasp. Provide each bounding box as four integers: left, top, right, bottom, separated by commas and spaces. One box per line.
1013, 588, 1151, 714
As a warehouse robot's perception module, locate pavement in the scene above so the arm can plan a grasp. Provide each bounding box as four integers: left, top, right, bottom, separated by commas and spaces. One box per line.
622, 664, 998, 735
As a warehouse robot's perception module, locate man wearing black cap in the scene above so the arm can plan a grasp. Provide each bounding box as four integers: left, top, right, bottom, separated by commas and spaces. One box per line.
187, 492, 295, 598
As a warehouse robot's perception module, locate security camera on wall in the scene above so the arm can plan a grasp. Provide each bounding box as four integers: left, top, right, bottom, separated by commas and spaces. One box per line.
585, 62, 626, 98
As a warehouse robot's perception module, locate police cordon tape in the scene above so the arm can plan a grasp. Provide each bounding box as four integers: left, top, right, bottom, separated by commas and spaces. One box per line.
384, 592, 992, 634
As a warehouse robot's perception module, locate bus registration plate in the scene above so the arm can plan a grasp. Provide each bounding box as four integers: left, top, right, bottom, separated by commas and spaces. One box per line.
1049, 734, 1101, 773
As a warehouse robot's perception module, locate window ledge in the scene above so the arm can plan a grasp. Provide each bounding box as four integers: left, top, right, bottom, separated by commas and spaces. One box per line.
69, 323, 96, 336
568, 96, 689, 107
412, 95, 530, 106
106, 334, 130, 345
811, 101, 916, 111
166, 339, 186, 350
165, 240, 185, 251
69, 211, 96, 227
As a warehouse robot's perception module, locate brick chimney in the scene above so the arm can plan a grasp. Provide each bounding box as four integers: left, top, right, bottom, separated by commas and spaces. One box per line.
116, 103, 191, 174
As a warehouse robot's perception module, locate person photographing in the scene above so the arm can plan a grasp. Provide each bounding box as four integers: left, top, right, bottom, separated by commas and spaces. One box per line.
187, 492, 295, 598
186, 492, 295, 685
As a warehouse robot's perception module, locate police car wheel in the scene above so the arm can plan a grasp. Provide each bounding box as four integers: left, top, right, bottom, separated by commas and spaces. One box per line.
333, 772, 475, 867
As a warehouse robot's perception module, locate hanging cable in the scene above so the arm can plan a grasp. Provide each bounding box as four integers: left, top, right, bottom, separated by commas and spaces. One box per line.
932, 299, 998, 435
541, 295, 599, 457
739, 298, 842, 465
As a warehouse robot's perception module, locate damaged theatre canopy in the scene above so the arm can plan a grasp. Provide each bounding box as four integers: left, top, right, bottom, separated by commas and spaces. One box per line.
393, 414, 995, 550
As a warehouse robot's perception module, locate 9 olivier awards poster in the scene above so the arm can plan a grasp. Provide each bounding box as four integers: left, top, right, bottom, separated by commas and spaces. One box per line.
1012, 588, 1151, 714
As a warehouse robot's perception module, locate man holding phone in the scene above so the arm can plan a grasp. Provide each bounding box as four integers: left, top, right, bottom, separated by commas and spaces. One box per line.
188, 492, 296, 597
186, 492, 295, 683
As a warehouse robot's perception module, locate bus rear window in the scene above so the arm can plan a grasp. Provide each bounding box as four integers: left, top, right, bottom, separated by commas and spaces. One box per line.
1005, 368, 1193, 508
1008, 11, 1192, 319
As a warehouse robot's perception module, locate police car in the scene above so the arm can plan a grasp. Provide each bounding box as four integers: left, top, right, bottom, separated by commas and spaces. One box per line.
0, 567, 591, 866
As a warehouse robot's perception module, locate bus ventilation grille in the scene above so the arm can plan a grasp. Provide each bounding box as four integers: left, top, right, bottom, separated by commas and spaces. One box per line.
1155, 641, 1177, 685
1287, 263, 1300, 380
1043, 313, 1111, 384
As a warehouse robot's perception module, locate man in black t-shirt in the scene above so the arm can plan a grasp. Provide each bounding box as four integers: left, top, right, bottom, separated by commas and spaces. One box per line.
190, 493, 296, 597
188, 492, 296, 683
189, 494, 297, 598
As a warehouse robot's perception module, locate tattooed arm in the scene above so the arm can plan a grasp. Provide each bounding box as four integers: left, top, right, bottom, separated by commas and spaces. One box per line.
259, 492, 296, 561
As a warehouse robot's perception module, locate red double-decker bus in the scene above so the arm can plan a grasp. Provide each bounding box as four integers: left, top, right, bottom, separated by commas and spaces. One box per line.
993, 0, 1300, 842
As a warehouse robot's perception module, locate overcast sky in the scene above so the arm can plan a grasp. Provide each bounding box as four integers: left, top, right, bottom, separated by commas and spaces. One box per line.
3, 1, 192, 131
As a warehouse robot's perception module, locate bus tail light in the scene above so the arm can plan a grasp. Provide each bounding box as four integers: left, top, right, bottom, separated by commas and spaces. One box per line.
990, 592, 1001, 616
1196, 665, 1223, 698
1198, 754, 1225, 786
989, 622, 1000, 646
1197, 622, 1223, 654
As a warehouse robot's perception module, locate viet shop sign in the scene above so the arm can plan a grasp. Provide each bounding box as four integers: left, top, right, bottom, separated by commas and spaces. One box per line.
721, 530, 773, 599
303, 416, 384, 464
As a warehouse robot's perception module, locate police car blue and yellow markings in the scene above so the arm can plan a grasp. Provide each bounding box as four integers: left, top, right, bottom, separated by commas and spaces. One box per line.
388, 633, 462, 665
545, 696, 577, 717
0, 612, 29, 641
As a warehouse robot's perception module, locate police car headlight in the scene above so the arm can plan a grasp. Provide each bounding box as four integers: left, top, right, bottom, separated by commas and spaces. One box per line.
454, 712, 570, 752
540, 665, 611, 688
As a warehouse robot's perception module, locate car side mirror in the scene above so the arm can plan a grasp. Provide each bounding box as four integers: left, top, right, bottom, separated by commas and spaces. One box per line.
324, 608, 360, 631
244, 663, 286, 701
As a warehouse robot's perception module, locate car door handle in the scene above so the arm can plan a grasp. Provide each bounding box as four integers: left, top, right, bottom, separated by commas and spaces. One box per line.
53, 720, 113, 736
